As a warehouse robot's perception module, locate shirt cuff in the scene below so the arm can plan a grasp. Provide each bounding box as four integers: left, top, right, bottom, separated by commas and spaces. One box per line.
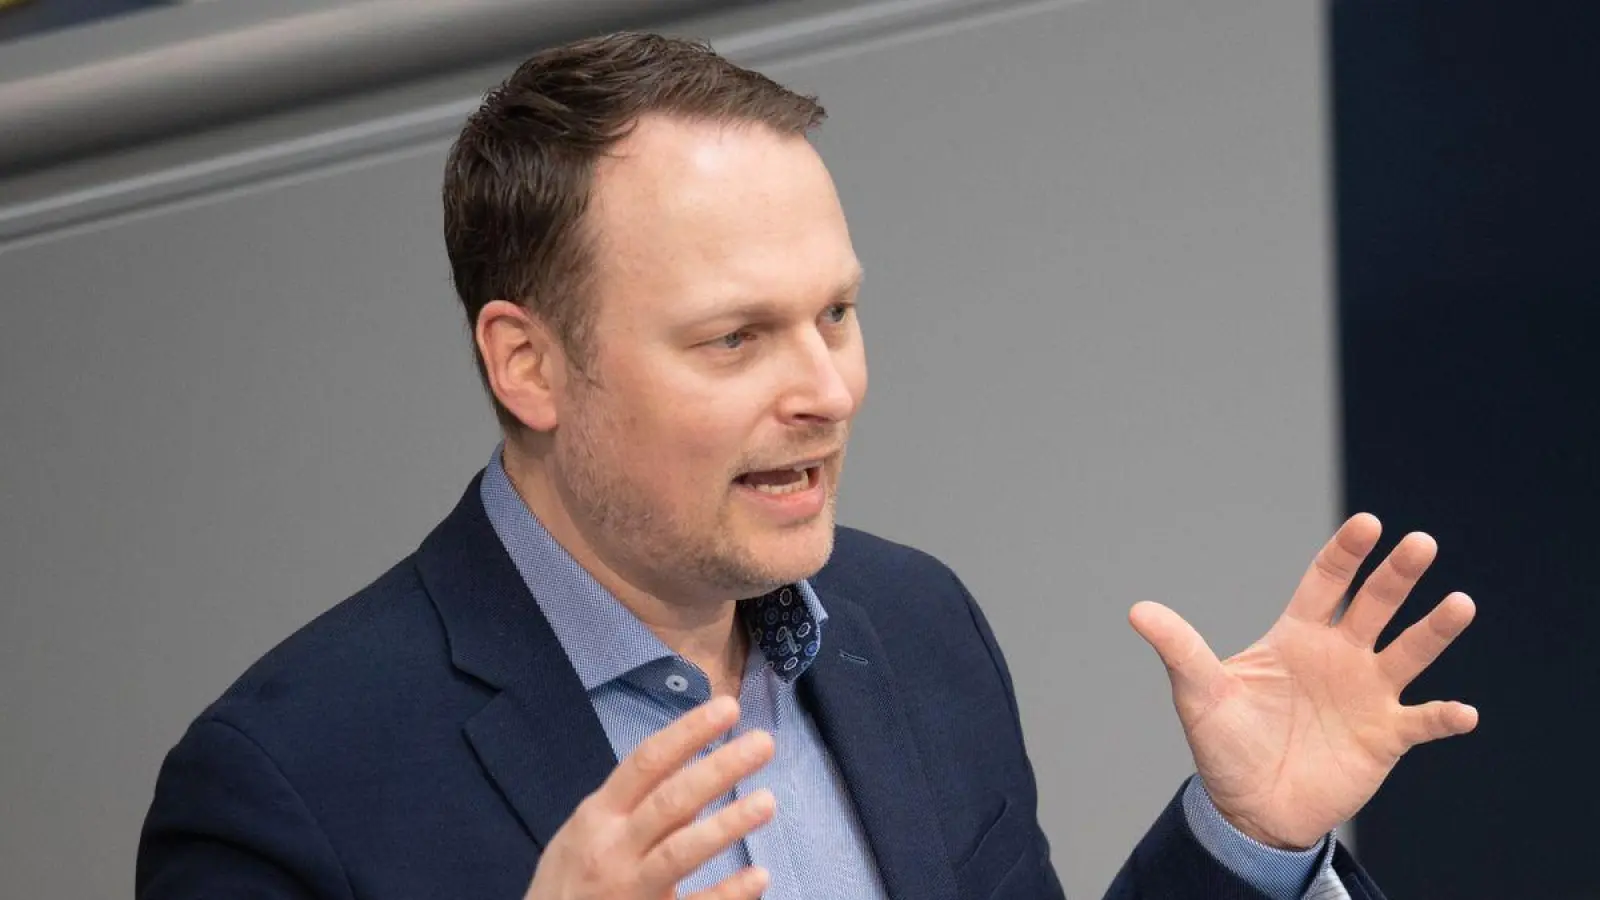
1180, 775, 1338, 900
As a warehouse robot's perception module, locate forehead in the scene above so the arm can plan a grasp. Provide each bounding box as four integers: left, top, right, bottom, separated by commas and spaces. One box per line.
587, 115, 857, 317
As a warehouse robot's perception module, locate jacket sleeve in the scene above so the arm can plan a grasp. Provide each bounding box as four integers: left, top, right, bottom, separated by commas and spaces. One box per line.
1105, 784, 1281, 899
1104, 789, 1387, 900
137, 717, 354, 900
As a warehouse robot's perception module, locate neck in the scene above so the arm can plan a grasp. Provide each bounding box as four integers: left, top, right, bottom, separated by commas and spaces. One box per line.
500, 436, 747, 692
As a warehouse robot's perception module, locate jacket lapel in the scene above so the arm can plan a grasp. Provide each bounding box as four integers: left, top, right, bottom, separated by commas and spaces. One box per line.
415, 472, 617, 851
800, 591, 959, 900
416, 474, 961, 897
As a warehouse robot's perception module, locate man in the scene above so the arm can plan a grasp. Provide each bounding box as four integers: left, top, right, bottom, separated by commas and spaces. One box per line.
137, 32, 1477, 900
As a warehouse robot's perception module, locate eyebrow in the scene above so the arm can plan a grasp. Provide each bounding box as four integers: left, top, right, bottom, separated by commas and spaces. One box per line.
682, 269, 865, 328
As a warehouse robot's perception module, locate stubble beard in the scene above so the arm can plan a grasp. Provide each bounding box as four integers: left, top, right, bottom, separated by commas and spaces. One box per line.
556, 399, 844, 600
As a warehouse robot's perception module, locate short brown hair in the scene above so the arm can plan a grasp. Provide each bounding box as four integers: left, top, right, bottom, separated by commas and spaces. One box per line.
442, 31, 827, 431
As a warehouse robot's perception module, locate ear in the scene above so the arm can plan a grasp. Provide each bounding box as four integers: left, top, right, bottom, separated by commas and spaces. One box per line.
475, 299, 568, 432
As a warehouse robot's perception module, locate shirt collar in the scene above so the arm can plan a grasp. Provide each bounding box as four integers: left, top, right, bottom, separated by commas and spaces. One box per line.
478, 443, 828, 691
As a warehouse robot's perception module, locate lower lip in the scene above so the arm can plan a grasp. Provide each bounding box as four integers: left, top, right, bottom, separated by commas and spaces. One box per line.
735, 465, 827, 520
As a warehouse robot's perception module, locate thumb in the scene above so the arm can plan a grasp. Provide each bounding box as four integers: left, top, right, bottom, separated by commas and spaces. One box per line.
1128, 601, 1225, 696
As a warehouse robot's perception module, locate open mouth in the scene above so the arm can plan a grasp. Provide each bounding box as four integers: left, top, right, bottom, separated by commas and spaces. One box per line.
734, 462, 822, 496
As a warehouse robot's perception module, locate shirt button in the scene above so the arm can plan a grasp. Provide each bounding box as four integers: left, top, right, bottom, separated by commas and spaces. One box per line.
664, 674, 689, 693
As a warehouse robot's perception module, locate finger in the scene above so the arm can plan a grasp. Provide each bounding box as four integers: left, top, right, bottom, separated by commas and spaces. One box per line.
1283, 513, 1383, 624
1129, 601, 1226, 697
1377, 592, 1476, 688
1396, 699, 1479, 749
639, 790, 776, 890
1339, 532, 1438, 647
683, 865, 771, 900
626, 729, 775, 853
600, 696, 740, 812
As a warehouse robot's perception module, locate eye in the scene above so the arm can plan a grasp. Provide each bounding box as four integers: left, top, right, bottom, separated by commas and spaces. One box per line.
716, 329, 753, 350
823, 302, 855, 325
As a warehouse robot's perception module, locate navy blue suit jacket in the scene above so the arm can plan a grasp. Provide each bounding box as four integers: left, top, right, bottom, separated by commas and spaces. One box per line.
138, 474, 1385, 899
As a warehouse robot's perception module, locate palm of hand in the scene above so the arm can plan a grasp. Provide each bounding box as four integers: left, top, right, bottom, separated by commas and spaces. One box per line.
1131, 515, 1478, 849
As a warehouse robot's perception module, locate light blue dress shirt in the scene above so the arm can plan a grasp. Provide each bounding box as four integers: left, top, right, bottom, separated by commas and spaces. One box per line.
1184, 777, 1346, 899
481, 449, 888, 898
480, 444, 1347, 899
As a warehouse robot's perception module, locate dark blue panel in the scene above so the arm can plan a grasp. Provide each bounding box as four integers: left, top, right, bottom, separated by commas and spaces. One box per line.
1332, 1, 1600, 896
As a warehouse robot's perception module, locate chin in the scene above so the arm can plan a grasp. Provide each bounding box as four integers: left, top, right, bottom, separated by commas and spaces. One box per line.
777, 520, 837, 577
740, 517, 836, 585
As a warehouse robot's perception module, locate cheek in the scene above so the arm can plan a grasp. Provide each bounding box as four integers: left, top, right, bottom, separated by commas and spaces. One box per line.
679, 413, 745, 479
635, 394, 746, 489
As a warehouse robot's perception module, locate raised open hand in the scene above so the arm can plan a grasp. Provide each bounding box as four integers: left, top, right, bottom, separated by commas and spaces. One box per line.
1129, 513, 1478, 849
523, 696, 775, 900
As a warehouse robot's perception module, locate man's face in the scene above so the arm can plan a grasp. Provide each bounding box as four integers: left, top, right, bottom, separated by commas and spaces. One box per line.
550, 116, 867, 602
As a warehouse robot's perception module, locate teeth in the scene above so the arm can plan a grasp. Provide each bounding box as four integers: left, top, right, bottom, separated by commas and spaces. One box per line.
747, 467, 813, 495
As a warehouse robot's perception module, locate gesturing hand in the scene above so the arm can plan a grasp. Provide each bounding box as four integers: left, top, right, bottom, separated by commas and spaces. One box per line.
1129, 513, 1478, 850
524, 696, 776, 900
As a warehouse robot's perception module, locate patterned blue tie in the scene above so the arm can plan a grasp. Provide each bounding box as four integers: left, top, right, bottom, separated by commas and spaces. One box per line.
742, 585, 821, 681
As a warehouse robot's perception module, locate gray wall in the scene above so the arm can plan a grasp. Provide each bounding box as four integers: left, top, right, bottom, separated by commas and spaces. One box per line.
0, 0, 1337, 897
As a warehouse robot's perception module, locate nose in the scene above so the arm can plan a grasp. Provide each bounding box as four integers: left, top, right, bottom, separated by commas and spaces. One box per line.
777, 332, 860, 425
